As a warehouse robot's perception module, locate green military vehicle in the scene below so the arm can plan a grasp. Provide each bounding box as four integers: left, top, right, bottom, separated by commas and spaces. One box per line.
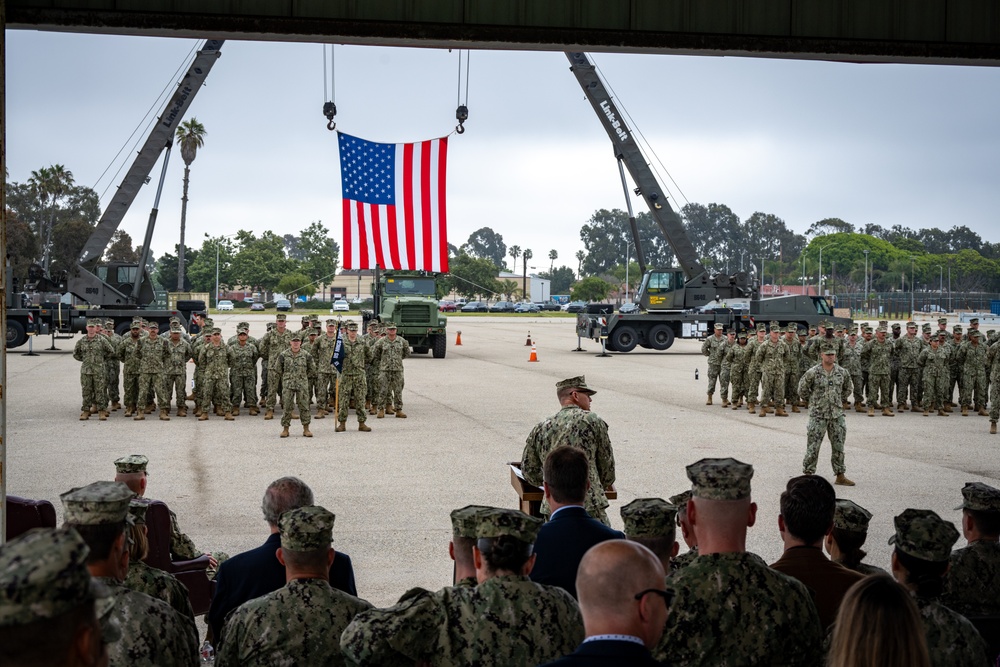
364, 271, 448, 358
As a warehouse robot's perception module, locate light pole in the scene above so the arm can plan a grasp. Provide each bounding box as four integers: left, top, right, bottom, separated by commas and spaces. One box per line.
818, 242, 837, 296
936, 265, 943, 311
801, 254, 807, 293
948, 263, 952, 312
207, 233, 238, 308
863, 249, 870, 315
910, 256, 916, 316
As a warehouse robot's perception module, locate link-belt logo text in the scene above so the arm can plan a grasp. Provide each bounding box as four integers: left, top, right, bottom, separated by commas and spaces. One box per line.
600, 100, 628, 142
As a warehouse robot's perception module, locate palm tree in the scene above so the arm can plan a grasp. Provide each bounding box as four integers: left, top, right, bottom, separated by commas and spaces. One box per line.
522, 248, 533, 300
28, 164, 75, 273
548, 249, 558, 273
575, 250, 585, 277
509, 245, 521, 275
176, 118, 207, 290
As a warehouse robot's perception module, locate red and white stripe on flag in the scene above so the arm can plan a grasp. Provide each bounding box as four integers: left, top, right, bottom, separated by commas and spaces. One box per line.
339, 132, 449, 272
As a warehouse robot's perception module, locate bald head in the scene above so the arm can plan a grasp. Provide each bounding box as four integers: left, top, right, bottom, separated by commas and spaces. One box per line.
688, 496, 757, 554
114, 471, 146, 497
576, 541, 668, 648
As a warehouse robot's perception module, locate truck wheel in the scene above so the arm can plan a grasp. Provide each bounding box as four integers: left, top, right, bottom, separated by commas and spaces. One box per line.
610, 325, 638, 353
432, 333, 447, 358
648, 324, 675, 351
115, 322, 132, 337
176, 300, 206, 311
6, 320, 27, 349
412, 346, 429, 354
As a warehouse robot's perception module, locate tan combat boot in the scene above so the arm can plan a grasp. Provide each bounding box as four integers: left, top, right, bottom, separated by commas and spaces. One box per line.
834, 473, 856, 486
111, 401, 121, 411
224, 411, 234, 421
358, 422, 371, 432
748, 403, 757, 415
177, 406, 187, 418
231, 406, 240, 417
775, 407, 788, 417
144, 404, 153, 415
134, 410, 145, 421
303, 426, 313, 438
868, 406, 875, 417
90, 405, 99, 414
280, 426, 289, 438
791, 404, 800, 413
198, 413, 208, 421
386, 406, 396, 415
882, 407, 894, 417
365, 401, 371, 411
159, 409, 170, 421
923, 408, 930, 416
315, 408, 325, 419
938, 409, 948, 417
124, 406, 134, 417
80, 411, 90, 421
758, 408, 767, 418
943, 404, 953, 413
962, 406, 969, 417
395, 411, 407, 419
991, 421, 997, 435
721, 398, 730, 408
265, 409, 274, 420
187, 392, 196, 401
377, 409, 385, 419
706, 394, 713, 406
978, 407, 989, 417
855, 404, 866, 413
335, 421, 346, 432
215, 406, 224, 417
249, 406, 260, 416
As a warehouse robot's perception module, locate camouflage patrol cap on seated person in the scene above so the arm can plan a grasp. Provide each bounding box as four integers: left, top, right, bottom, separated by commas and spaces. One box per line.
60, 481, 135, 526
0, 526, 118, 640
114, 454, 149, 474
127, 499, 149, 525
555, 375, 596, 395
954, 482, 1000, 513
669, 490, 693, 509
888, 508, 959, 562
474, 508, 543, 543
833, 499, 873, 533
620, 498, 678, 538
279, 505, 336, 552
450, 505, 493, 539
686, 457, 753, 501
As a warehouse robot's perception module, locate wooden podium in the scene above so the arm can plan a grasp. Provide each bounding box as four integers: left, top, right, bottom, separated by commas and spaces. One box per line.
509, 463, 616, 518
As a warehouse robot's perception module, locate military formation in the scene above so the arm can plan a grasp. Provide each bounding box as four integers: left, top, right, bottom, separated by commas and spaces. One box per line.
73, 312, 415, 437
703, 316, 1000, 435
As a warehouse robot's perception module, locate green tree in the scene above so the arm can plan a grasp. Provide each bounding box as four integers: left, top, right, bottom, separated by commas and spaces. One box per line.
48, 218, 94, 276
188, 236, 235, 295
579, 209, 675, 276
28, 164, 76, 272
509, 245, 522, 275
276, 272, 317, 299
807, 217, 855, 237
499, 279, 518, 301
521, 248, 533, 299
462, 227, 507, 268
176, 118, 207, 290
298, 220, 340, 284
575, 250, 585, 276
548, 249, 558, 273
155, 245, 201, 292
447, 254, 502, 300
571, 276, 612, 302
105, 230, 139, 263
540, 266, 575, 295
230, 230, 296, 295
6, 211, 39, 286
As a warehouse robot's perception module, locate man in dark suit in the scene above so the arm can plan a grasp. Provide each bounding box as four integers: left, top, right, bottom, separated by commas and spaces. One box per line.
769, 474, 864, 629
530, 446, 624, 599
542, 540, 668, 666
207, 476, 357, 642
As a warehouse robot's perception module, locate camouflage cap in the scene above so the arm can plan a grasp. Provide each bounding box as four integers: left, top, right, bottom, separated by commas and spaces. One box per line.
169, 316, 181, 324
104, 319, 115, 328
921, 323, 931, 332
938, 318, 948, 325
891, 322, 901, 329
130, 321, 142, 329
906, 321, 916, 328
0, 527, 116, 633
769, 324, 781, 333
86, 318, 101, 327
275, 314, 287, 321
60, 481, 135, 526
279, 505, 335, 552
238, 321, 249, 329
290, 332, 303, 342
326, 319, 337, 327
737, 332, 748, 340
203, 318, 214, 327
970, 317, 979, 325
833, 499, 873, 533
756, 323, 766, 332
876, 326, 888, 333
808, 326, 817, 332
954, 482, 1000, 513
713, 323, 723, 330
450, 505, 492, 539
127, 499, 148, 525
935, 331, 947, 339
113, 454, 148, 474
686, 457, 753, 501
237, 327, 248, 334
211, 327, 222, 335
953, 325, 963, 333
474, 508, 543, 543
820, 342, 836, 354
669, 490, 693, 508
620, 498, 678, 538
386, 323, 398, 330
347, 322, 359, 331
888, 508, 959, 562
170, 324, 183, 333
555, 375, 596, 395
970, 330, 982, 339
785, 325, 797, 333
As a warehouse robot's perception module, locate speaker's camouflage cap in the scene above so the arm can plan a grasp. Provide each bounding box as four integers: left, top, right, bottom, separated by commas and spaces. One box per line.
686, 458, 753, 501
473, 508, 542, 543
114, 454, 148, 474
450, 505, 493, 539
555, 376, 596, 395
954, 482, 1000, 513
620, 498, 678, 538
888, 508, 959, 562
833, 499, 873, 533
279, 505, 335, 552
60, 481, 135, 526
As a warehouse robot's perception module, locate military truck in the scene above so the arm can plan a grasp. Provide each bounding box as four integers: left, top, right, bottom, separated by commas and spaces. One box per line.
364, 270, 448, 358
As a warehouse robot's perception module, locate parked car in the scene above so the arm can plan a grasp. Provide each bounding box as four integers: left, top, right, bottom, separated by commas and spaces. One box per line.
534, 302, 562, 312
563, 301, 588, 313
333, 299, 350, 312
489, 301, 515, 313
250, 302, 265, 311
438, 301, 457, 312
619, 302, 640, 314
275, 299, 292, 312
514, 302, 540, 313
244, 297, 255, 304
921, 304, 947, 313
217, 300, 234, 311
460, 301, 488, 313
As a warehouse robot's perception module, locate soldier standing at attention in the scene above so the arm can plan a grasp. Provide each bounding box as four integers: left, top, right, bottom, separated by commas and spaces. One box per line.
164, 323, 193, 417
312, 319, 340, 419
120, 320, 143, 417
744, 325, 767, 413
701, 323, 726, 405
895, 321, 925, 412
988, 337, 1000, 434
725, 332, 751, 410
364, 321, 381, 414
337, 321, 373, 432
340, 507, 583, 667
781, 326, 803, 413
74, 318, 115, 421
521, 376, 616, 526
190, 317, 213, 415
198, 328, 234, 421
859, 325, 873, 407
957, 330, 989, 417
228, 325, 260, 416
754, 324, 789, 418
798, 342, 855, 486
216, 506, 373, 666
718, 330, 735, 407
652, 458, 823, 666
103, 318, 123, 411
917, 332, 950, 416
945, 324, 964, 408
375, 323, 410, 419
276, 333, 316, 438
259, 321, 275, 407
942, 482, 1000, 618
134, 320, 171, 421
262, 314, 293, 420
841, 327, 865, 412
862, 325, 895, 417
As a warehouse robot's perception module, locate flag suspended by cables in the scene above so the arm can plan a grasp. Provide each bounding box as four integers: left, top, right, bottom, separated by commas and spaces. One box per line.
338, 132, 449, 273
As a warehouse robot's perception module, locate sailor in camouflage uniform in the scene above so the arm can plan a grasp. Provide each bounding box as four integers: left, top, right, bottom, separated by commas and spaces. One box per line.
842, 326, 865, 412
0, 526, 121, 666
724, 332, 751, 410
669, 490, 699, 570
989, 337, 1000, 434
957, 329, 989, 416
889, 508, 991, 666
718, 330, 736, 407
262, 314, 293, 419
744, 325, 767, 412
798, 342, 855, 486
917, 332, 950, 416
120, 320, 144, 417
521, 376, 616, 526
103, 318, 123, 411
620, 497, 679, 575
825, 499, 887, 575
781, 325, 803, 412
754, 324, 790, 417
861, 325, 895, 416
61, 481, 200, 667
197, 328, 234, 420
227, 325, 260, 416
337, 321, 374, 432
276, 333, 316, 438
449, 505, 492, 588
122, 500, 195, 622
164, 324, 193, 417
341, 507, 583, 667
701, 323, 726, 405
134, 320, 171, 421
894, 321, 926, 411
942, 482, 1000, 618
74, 318, 115, 420
374, 323, 410, 418
364, 321, 381, 413
652, 458, 823, 666
217, 506, 372, 667
312, 319, 341, 418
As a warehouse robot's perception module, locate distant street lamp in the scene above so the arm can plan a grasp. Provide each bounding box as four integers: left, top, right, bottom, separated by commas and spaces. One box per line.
910, 256, 916, 316
936, 265, 943, 311
207, 232, 238, 307
863, 249, 870, 315
818, 242, 837, 296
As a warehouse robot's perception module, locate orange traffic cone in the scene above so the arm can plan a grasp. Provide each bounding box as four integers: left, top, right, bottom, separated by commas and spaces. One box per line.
455, 330, 462, 346
528, 343, 538, 362
525, 331, 532, 346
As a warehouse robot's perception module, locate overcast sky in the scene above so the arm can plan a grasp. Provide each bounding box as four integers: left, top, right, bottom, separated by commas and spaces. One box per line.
6, 30, 1000, 275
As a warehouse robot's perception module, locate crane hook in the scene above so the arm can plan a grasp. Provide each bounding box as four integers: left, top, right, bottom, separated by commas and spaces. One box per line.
323, 101, 337, 131
455, 105, 468, 134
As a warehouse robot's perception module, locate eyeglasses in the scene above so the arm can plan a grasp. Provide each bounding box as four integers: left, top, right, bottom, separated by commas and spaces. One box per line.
635, 588, 674, 605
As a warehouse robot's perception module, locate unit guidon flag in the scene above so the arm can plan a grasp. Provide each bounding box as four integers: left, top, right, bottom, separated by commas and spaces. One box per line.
338, 132, 449, 272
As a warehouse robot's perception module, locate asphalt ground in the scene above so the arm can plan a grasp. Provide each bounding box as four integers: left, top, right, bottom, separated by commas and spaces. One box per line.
5, 315, 998, 609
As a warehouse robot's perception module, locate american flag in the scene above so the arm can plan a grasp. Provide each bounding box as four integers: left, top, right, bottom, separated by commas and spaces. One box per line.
338, 132, 449, 272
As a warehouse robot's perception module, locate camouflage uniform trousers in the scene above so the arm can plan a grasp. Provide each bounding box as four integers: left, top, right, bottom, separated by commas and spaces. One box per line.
379, 370, 404, 410
260, 365, 269, 401
861, 370, 870, 404
868, 373, 891, 409
200, 371, 232, 413
948, 367, 962, 405
165, 373, 188, 409
80, 370, 108, 412
106, 358, 121, 404
230, 370, 258, 407
850, 372, 864, 405
706, 363, 722, 397
280, 384, 311, 428
991, 376, 1000, 421
747, 366, 763, 404
265, 362, 284, 410
365, 362, 378, 405
719, 365, 732, 402
316, 372, 335, 408
783, 369, 801, 405
123, 371, 140, 409
138, 372, 168, 410
898, 366, 920, 406
728, 367, 748, 404
759, 370, 785, 406
922, 369, 948, 411
338, 374, 368, 423
960, 367, 988, 409
890, 361, 899, 404
193, 363, 204, 402
803, 414, 846, 475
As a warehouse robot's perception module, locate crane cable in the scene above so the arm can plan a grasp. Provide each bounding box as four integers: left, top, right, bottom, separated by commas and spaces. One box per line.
323, 44, 337, 131
455, 50, 470, 134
